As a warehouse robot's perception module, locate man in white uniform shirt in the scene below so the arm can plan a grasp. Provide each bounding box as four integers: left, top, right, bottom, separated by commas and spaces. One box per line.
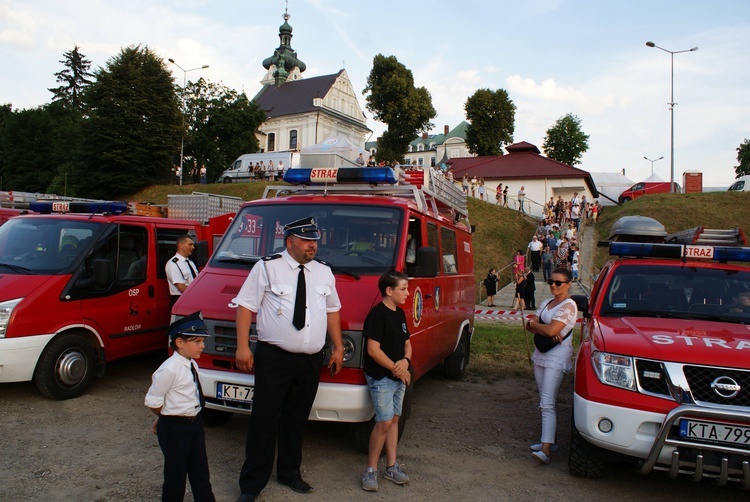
165, 235, 199, 304
234, 216, 344, 501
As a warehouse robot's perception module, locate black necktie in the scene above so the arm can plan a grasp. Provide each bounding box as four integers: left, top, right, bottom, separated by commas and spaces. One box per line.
293, 264, 306, 330
186, 259, 197, 279
190, 363, 205, 408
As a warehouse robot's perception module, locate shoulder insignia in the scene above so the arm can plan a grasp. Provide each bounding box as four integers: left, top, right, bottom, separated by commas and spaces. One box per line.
314, 257, 331, 267
261, 254, 282, 262
171, 257, 179, 263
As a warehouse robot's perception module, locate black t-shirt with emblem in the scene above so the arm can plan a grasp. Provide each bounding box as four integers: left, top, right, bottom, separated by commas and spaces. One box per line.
363, 302, 410, 381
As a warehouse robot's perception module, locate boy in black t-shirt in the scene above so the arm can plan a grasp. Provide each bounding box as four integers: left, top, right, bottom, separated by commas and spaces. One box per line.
361, 271, 413, 492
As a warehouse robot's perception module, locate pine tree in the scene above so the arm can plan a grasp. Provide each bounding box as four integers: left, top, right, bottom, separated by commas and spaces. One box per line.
48, 45, 94, 109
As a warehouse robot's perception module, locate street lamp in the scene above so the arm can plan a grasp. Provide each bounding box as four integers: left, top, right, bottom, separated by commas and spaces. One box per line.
645, 41, 698, 193
643, 155, 664, 176
168, 58, 209, 186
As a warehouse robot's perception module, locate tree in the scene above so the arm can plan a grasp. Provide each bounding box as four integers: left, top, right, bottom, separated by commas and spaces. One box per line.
464, 89, 516, 156
74, 45, 182, 198
542, 113, 590, 166
363, 54, 436, 164
183, 79, 266, 182
736, 138, 750, 178
48, 46, 94, 110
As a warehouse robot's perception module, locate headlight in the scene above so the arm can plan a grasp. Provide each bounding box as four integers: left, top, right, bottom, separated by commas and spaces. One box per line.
591, 350, 635, 390
341, 335, 355, 362
0, 298, 23, 338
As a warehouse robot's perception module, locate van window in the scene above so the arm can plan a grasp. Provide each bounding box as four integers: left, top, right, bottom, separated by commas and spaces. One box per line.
213, 204, 403, 274
156, 228, 195, 280
729, 180, 745, 191
268, 133, 275, 152
440, 227, 458, 274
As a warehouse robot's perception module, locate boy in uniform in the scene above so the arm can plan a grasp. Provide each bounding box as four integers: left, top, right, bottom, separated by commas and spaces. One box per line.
145, 312, 215, 502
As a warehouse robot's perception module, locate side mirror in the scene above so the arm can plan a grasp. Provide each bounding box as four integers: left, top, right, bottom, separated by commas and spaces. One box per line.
194, 240, 209, 268
571, 294, 589, 315
414, 246, 438, 278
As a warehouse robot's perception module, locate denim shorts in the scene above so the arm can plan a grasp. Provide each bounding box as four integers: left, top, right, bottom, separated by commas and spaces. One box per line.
365, 374, 406, 422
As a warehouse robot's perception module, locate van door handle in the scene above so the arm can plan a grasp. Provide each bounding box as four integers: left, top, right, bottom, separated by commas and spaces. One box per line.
424, 294, 433, 299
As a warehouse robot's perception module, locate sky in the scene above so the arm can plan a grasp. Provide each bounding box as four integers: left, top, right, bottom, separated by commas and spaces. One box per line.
2, 0, 749, 188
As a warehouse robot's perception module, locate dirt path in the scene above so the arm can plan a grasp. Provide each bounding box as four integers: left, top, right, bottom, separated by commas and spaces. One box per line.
1, 351, 748, 501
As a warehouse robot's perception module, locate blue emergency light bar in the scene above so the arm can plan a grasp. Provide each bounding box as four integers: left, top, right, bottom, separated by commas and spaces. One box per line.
283, 167, 398, 185
610, 242, 750, 262
29, 201, 128, 215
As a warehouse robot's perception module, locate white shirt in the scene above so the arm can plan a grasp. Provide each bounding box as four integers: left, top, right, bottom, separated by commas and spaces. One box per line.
528, 239, 543, 252
165, 253, 198, 296
234, 250, 341, 354
144, 352, 202, 417
531, 298, 577, 372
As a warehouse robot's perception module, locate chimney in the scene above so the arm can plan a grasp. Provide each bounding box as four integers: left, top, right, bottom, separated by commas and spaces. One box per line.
444, 125, 449, 135
422, 132, 428, 140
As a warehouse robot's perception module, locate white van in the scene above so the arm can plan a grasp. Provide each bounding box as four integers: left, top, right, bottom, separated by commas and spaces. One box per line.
728, 175, 750, 192
219, 151, 300, 183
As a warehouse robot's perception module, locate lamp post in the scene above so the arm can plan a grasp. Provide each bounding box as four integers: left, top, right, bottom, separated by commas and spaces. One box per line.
168, 59, 209, 186
643, 155, 664, 176
645, 41, 698, 193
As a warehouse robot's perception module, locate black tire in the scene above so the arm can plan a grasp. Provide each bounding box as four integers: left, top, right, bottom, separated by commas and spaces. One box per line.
621, 197, 631, 203
34, 334, 96, 400
223, 177, 232, 184
569, 423, 605, 478
444, 331, 470, 380
201, 408, 233, 427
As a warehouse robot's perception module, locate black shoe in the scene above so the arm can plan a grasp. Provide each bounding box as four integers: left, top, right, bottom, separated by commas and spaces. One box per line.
278, 472, 313, 494
237, 494, 255, 502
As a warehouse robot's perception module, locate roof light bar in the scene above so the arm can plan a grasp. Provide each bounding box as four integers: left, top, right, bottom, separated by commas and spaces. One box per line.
284, 167, 398, 185
610, 242, 750, 262
29, 201, 128, 215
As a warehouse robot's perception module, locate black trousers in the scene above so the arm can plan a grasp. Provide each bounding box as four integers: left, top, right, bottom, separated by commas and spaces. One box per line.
156, 414, 214, 502
239, 342, 324, 495
530, 250, 542, 271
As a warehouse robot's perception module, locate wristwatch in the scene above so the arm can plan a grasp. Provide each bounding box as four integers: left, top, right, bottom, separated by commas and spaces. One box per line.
404, 357, 411, 365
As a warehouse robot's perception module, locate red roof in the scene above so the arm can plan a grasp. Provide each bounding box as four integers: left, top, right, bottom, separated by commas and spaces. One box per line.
448, 141, 598, 196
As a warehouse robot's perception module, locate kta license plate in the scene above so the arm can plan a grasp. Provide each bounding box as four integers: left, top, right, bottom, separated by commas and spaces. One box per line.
679, 419, 750, 448
216, 382, 254, 404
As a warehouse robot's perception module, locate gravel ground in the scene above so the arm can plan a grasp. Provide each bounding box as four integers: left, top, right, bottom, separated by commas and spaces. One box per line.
1, 350, 748, 501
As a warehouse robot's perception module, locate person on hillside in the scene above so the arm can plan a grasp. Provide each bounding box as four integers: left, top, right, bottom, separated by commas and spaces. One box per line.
514, 249, 525, 271
478, 179, 486, 201
496, 184, 503, 204
461, 176, 469, 195
356, 153, 366, 166
525, 268, 577, 465
470, 176, 478, 198
524, 268, 536, 310
484, 268, 498, 307
541, 246, 554, 282
518, 186, 526, 213
200, 164, 207, 184
513, 266, 526, 311
502, 186, 509, 207
528, 235, 543, 272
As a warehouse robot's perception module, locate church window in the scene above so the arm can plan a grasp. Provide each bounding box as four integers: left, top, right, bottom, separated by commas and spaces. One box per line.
289, 130, 298, 150
267, 133, 275, 152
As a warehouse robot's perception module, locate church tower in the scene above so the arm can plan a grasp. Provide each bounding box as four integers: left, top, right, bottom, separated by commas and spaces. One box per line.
261, 8, 306, 86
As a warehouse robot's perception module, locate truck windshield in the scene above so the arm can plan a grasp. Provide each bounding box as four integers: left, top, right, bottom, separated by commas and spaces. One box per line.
0, 217, 102, 274
602, 264, 750, 322
212, 204, 403, 274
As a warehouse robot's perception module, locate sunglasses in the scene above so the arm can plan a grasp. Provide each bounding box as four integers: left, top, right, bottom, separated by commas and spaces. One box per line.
547, 279, 570, 286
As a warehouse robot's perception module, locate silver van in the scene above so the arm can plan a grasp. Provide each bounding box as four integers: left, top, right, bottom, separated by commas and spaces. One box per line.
728, 175, 750, 192
219, 152, 300, 183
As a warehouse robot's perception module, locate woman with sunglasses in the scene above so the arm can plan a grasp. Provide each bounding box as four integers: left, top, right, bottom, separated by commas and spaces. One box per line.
525, 267, 577, 465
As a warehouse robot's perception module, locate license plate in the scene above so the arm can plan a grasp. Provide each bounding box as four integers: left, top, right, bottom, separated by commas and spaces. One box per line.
216, 382, 254, 404
679, 419, 750, 448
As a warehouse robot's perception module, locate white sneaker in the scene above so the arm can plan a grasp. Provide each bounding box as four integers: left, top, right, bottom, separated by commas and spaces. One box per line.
530, 443, 559, 452
532, 451, 550, 465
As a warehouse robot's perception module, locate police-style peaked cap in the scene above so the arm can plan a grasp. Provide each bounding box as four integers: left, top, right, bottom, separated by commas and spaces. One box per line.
284, 216, 320, 240
168, 311, 210, 341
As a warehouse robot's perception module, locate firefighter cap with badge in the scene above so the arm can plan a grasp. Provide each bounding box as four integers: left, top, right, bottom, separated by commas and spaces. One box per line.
167, 311, 210, 343
284, 216, 320, 240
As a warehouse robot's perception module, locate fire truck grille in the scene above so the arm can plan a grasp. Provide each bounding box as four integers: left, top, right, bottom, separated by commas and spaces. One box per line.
684, 365, 750, 408
635, 359, 671, 397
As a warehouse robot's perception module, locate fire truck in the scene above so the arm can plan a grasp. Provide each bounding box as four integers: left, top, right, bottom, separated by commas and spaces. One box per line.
0, 196, 237, 399
570, 216, 750, 487
174, 167, 475, 448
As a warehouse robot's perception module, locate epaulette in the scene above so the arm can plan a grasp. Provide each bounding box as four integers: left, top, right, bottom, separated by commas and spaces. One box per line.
314, 258, 332, 268
171, 257, 179, 263
261, 254, 282, 262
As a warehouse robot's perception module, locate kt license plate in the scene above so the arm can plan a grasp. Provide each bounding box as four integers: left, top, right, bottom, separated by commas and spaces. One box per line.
679, 419, 750, 448
216, 382, 254, 404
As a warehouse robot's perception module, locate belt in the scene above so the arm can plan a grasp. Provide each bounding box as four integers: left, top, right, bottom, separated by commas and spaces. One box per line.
258, 341, 322, 358
160, 414, 201, 424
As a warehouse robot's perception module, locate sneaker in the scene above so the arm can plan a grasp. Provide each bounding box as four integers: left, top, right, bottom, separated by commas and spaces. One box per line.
532, 450, 550, 465
530, 443, 559, 452
361, 467, 378, 492
384, 462, 410, 485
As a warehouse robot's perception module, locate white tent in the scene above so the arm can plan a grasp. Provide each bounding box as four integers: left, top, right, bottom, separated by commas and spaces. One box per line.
300, 136, 368, 162
588, 172, 635, 206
